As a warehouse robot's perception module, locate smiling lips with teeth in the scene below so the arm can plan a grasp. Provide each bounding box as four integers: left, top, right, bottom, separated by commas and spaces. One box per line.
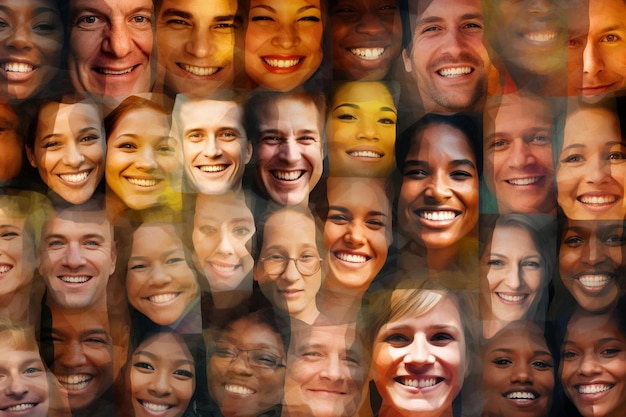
349, 48, 385, 61
126, 177, 161, 188
2, 403, 37, 412
496, 292, 527, 304
417, 210, 459, 221
578, 195, 619, 206
146, 292, 180, 304
57, 374, 93, 391
347, 150, 383, 159
95, 66, 136, 76
178, 63, 220, 77
506, 176, 542, 186
4, 62, 35, 73
139, 400, 174, 412
438, 67, 473, 78
396, 377, 443, 389
576, 274, 613, 290
524, 31, 557, 43
59, 170, 91, 184
198, 164, 228, 173
272, 170, 305, 181
0, 264, 13, 274
504, 390, 538, 401
59, 275, 91, 284
577, 383, 613, 395
224, 384, 256, 396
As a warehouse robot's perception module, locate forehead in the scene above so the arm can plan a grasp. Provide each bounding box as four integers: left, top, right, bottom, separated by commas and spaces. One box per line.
487, 325, 548, 353
409, 123, 474, 160
564, 107, 622, 144
194, 196, 253, 223
258, 98, 322, 131
250, 0, 322, 12
179, 100, 243, 129
293, 324, 359, 351
50, 309, 110, 335
0, 104, 18, 125
222, 317, 283, 350
39, 102, 102, 127
414, 0, 482, 22
136, 332, 192, 359
327, 179, 390, 214
486, 96, 552, 126
264, 211, 315, 242
567, 312, 622, 340
70, 0, 153, 13
159, 0, 237, 16
332, 82, 395, 106
133, 223, 181, 248
44, 211, 112, 240
386, 297, 463, 331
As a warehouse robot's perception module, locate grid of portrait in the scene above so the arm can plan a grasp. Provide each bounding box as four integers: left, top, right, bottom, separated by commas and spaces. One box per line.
0, 1, 624, 417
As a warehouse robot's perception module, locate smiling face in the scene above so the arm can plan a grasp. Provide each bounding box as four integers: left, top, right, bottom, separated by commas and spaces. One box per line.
284, 323, 366, 417
106, 106, 181, 211
561, 311, 626, 417
330, 0, 402, 81
156, 0, 240, 97
327, 82, 397, 177
482, 322, 554, 417
126, 223, 199, 326
483, 94, 556, 214
402, 0, 491, 113
207, 317, 285, 417
398, 122, 478, 251
0, 0, 63, 100
480, 225, 545, 324
68, 0, 153, 97
245, 0, 323, 91
178, 99, 251, 195
559, 220, 626, 313
323, 177, 391, 292
0, 207, 36, 300
30, 101, 105, 205
254, 96, 324, 206
371, 296, 466, 417
557, 106, 626, 220
130, 332, 195, 417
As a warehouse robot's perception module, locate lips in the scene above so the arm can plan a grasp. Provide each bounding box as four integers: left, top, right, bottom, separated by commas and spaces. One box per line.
1, 403, 38, 412
578, 194, 619, 206
524, 30, 558, 43
271, 170, 305, 181
95, 65, 137, 75
506, 176, 543, 186
333, 251, 369, 264
417, 210, 459, 221
224, 384, 256, 396
197, 164, 228, 173
395, 377, 443, 389
126, 177, 162, 188
58, 170, 91, 184
57, 374, 94, 391
178, 63, 220, 77
4, 62, 35, 73
496, 292, 528, 304
576, 383, 613, 395
349, 47, 385, 61
575, 273, 614, 291
146, 292, 180, 304
261, 56, 305, 74
437, 66, 473, 78
0, 263, 14, 274
58, 275, 91, 284
504, 390, 538, 400
138, 400, 173, 412
347, 150, 383, 159
207, 261, 242, 275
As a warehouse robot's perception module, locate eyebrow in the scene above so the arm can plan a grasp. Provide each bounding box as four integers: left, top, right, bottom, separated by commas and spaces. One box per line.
403, 159, 476, 170
251, 4, 319, 13
134, 350, 195, 367
417, 13, 483, 26
562, 141, 624, 153
328, 205, 388, 217
40, 126, 100, 143
333, 103, 397, 114
130, 248, 184, 260
490, 347, 552, 356
44, 232, 105, 241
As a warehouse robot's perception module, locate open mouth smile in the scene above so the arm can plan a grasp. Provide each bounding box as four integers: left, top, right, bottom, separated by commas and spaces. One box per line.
262, 57, 303, 69
58, 170, 91, 184
0, 264, 13, 274
126, 177, 161, 187
437, 66, 473, 78
58, 275, 91, 284
576, 274, 613, 290
139, 400, 174, 412
524, 30, 558, 43
576, 383, 613, 395
95, 65, 137, 76
178, 63, 220, 77
395, 377, 443, 389
496, 292, 528, 304
271, 170, 305, 181
578, 195, 619, 206
506, 176, 542, 186
57, 374, 93, 391
347, 150, 383, 158
4, 62, 35, 73
147, 292, 180, 304
417, 210, 459, 221
333, 251, 369, 264
1, 403, 37, 412
349, 47, 385, 60
224, 384, 256, 396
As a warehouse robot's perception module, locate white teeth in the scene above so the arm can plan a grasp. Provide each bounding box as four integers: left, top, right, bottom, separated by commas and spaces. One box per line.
127, 178, 159, 187
578, 384, 612, 394
400, 378, 438, 388
99, 67, 133, 75
4, 62, 34, 73
224, 384, 255, 395
506, 391, 537, 400
578, 274, 612, 288
148, 293, 178, 304
438, 67, 472, 77
57, 374, 92, 391
199, 165, 227, 172
579, 195, 618, 205
272, 170, 303, 181
418, 211, 457, 221
349, 47, 385, 60
348, 151, 382, 158
525, 31, 557, 42
140, 401, 172, 412
181, 64, 219, 76
507, 177, 540, 186
263, 58, 301, 68
59, 275, 90, 284
210, 263, 238, 273
0, 265, 12, 273
498, 293, 526, 302
59, 171, 89, 183
335, 252, 367, 263
4, 403, 36, 411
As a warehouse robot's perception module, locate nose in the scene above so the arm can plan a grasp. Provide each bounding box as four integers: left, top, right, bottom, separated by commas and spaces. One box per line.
4, 24, 33, 51
403, 337, 435, 366
271, 23, 299, 50
277, 140, 302, 164
148, 369, 172, 397
4, 373, 28, 399
355, 11, 386, 36
439, 27, 466, 58
509, 139, 536, 169
528, 0, 557, 15
185, 25, 212, 58
357, 119, 379, 141
582, 39, 603, 76
57, 341, 88, 369
578, 354, 602, 377
63, 242, 87, 269
581, 236, 608, 267
203, 135, 223, 159
584, 155, 612, 185
345, 221, 365, 246
215, 231, 236, 256
102, 21, 133, 58
319, 355, 346, 382
424, 173, 453, 203
510, 361, 533, 384
280, 258, 301, 284
229, 354, 254, 376
503, 263, 524, 290
62, 141, 86, 168
151, 262, 173, 285
135, 146, 158, 171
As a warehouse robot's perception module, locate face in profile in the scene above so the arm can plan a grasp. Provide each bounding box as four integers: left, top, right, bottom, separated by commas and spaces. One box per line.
561, 311, 626, 417
0, 0, 63, 100
254, 209, 322, 322
68, 0, 153, 97
245, 0, 324, 91
557, 106, 626, 220
0, 104, 22, 181
127, 223, 199, 326
178, 99, 252, 195
156, 0, 241, 97
324, 178, 391, 292
398, 122, 479, 251
480, 225, 545, 324
192, 194, 255, 292
106, 105, 182, 211
371, 295, 466, 417
482, 322, 554, 417
30, 101, 105, 205
285, 323, 366, 417
559, 220, 626, 313
207, 316, 285, 417
402, 0, 491, 113
330, 0, 402, 81
327, 82, 397, 177
483, 94, 556, 214
567, 0, 626, 101
255, 96, 324, 206
130, 332, 195, 417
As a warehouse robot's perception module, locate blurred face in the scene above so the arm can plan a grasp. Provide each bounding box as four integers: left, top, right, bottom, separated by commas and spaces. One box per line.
567, 0, 626, 101
480, 225, 545, 323
131, 332, 195, 417
327, 82, 397, 177
330, 0, 402, 81
0, 104, 22, 181
245, 0, 323, 91
192, 195, 255, 292
31, 102, 105, 205
486, 0, 567, 76
482, 324, 554, 417
483, 95, 556, 214
39, 210, 117, 310
557, 107, 626, 220
255, 97, 324, 206
398, 123, 479, 251
254, 210, 322, 322
68, 0, 153, 97
0, 208, 36, 299
106, 107, 181, 211
0, 0, 63, 100
127, 224, 199, 326
156, 0, 240, 97
402, 0, 490, 113
48, 308, 114, 412
371, 296, 466, 417
561, 312, 626, 417
324, 178, 391, 292
208, 317, 285, 417
285, 324, 366, 417
559, 220, 626, 313
178, 100, 252, 195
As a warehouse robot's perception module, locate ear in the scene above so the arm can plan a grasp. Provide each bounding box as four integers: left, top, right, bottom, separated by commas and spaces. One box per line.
26, 147, 37, 168
402, 48, 413, 74
244, 141, 253, 165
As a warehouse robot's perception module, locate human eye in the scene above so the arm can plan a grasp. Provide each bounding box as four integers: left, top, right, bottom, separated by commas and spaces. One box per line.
129, 262, 149, 271
328, 211, 349, 225
75, 14, 104, 29
462, 21, 483, 31
214, 345, 236, 358
297, 135, 318, 144
532, 359, 554, 370
431, 332, 455, 345
603, 232, 626, 246
218, 130, 239, 141
600, 347, 621, 357
568, 35, 585, 49
261, 135, 282, 144
422, 25, 441, 34
403, 168, 428, 179
83, 239, 102, 248
561, 153, 585, 164
450, 170, 473, 181
521, 259, 541, 269
250, 14, 274, 23
492, 357, 512, 366
608, 150, 626, 161
47, 239, 65, 249
173, 368, 194, 379
33, 21, 60, 33
199, 224, 217, 234
299, 252, 319, 263
487, 258, 505, 267
85, 336, 109, 345
80, 134, 101, 143
491, 138, 509, 150
251, 351, 281, 367
42, 140, 61, 149
378, 117, 396, 125
232, 226, 252, 238
117, 141, 137, 150
23, 367, 43, 375
0, 230, 19, 240
384, 333, 411, 346
165, 256, 185, 265
186, 131, 204, 142
336, 113, 357, 121
529, 135, 550, 145
131, 14, 151, 26
133, 361, 155, 371
562, 349, 578, 360
156, 142, 175, 153
366, 218, 385, 229
166, 17, 191, 27
601, 33, 621, 43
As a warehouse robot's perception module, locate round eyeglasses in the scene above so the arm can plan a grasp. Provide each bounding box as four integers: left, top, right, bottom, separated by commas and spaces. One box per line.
259, 253, 323, 276
212, 343, 285, 371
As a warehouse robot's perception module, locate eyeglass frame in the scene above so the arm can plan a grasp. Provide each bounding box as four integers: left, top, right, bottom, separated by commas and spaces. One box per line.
211, 343, 286, 371
258, 253, 324, 276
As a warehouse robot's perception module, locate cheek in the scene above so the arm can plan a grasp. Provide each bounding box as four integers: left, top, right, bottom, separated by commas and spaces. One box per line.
559, 251, 578, 273
323, 224, 344, 247
526, 270, 544, 292
486, 270, 501, 291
